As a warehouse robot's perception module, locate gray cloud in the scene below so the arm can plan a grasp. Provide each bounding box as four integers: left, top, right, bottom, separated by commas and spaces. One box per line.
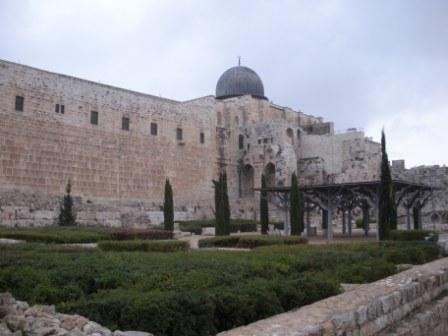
1, 0, 447, 166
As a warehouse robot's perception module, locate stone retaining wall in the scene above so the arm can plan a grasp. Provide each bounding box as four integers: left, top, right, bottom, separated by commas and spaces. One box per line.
0, 292, 151, 336
219, 257, 448, 336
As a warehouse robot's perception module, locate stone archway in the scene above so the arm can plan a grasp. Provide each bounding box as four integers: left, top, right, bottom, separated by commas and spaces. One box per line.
241, 164, 254, 197
286, 128, 294, 145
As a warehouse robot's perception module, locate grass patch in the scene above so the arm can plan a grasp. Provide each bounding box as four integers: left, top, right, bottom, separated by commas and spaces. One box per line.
0, 241, 440, 335
198, 235, 307, 248
98, 240, 188, 252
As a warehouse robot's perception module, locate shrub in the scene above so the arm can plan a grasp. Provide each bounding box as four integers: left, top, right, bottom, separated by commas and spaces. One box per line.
0, 226, 112, 243
179, 219, 258, 235
163, 179, 174, 231
110, 229, 173, 240
390, 230, 438, 242
0, 240, 440, 336
198, 235, 307, 249
97, 240, 189, 252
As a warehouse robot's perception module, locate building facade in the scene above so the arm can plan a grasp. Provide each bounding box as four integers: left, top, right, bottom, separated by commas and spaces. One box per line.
0, 59, 443, 228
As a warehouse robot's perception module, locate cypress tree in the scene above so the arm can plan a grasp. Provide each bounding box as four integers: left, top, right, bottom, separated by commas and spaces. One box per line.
378, 130, 397, 240
163, 178, 174, 231
290, 172, 304, 235
260, 174, 269, 234
222, 172, 231, 235
58, 180, 76, 226
213, 172, 230, 236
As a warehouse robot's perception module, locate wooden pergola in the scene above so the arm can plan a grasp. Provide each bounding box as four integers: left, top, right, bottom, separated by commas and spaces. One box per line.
256, 180, 437, 240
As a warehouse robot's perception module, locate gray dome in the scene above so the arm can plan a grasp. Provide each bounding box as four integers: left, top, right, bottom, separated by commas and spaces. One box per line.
215, 66, 266, 100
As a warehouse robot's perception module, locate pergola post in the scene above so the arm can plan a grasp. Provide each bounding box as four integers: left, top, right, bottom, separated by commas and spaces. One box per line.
406, 207, 411, 230
347, 209, 352, 237
362, 202, 370, 236
342, 210, 346, 235
327, 207, 333, 240
305, 202, 311, 237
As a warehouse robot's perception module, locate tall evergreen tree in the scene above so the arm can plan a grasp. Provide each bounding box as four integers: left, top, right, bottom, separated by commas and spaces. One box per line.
213, 172, 230, 236
163, 178, 174, 231
378, 130, 397, 240
222, 172, 230, 235
260, 174, 269, 234
58, 180, 76, 226
290, 172, 304, 235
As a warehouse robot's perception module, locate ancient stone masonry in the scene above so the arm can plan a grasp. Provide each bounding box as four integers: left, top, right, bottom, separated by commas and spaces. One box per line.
219, 257, 448, 336
0, 292, 152, 336
2, 59, 445, 228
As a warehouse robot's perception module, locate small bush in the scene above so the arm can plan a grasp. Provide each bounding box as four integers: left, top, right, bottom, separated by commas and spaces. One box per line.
98, 240, 189, 252
199, 235, 307, 249
390, 230, 438, 242
110, 229, 173, 240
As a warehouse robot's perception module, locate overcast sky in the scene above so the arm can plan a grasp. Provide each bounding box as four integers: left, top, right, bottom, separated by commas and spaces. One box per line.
1, 0, 447, 167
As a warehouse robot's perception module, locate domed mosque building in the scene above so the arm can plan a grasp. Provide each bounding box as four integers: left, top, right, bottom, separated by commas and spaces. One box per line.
1, 58, 442, 230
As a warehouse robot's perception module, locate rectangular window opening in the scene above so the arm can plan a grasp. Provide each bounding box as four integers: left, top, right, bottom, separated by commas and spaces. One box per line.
61, 105, 65, 114
122, 117, 130, 131
176, 128, 183, 141
151, 122, 158, 136
15, 96, 24, 112
55, 104, 60, 113
200, 132, 205, 144
91, 111, 98, 125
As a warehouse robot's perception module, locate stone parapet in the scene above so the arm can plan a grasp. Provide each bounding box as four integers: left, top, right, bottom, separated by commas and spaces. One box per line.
218, 257, 448, 336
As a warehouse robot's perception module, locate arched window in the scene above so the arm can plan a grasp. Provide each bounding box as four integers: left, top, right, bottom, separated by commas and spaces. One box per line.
264, 163, 276, 187
238, 134, 244, 150
286, 128, 294, 145
241, 164, 255, 197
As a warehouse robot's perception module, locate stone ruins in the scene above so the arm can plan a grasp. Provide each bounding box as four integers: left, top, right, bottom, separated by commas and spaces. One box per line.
0, 59, 446, 228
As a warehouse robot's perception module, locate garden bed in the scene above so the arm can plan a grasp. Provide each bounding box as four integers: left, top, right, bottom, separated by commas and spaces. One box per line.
0, 241, 440, 336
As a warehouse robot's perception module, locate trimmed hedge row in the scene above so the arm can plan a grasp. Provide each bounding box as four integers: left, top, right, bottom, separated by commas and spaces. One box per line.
0, 241, 440, 336
0, 226, 112, 243
198, 235, 307, 249
0, 227, 174, 243
110, 229, 173, 240
179, 219, 258, 235
98, 240, 188, 252
390, 229, 438, 242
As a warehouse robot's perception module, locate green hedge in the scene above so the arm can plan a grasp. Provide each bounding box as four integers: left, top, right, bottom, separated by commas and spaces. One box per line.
198, 235, 307, 249
179, 219, 258, 235
110, 229, 173, 240
0, 241, 440, 336
0, 226, 112, 243
98, 240, 189, 252
390, 230, 438, 242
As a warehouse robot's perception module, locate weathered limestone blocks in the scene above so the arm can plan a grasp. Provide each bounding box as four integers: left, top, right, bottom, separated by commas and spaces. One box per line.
0, 293, 153, 336
218, 257, 448, 336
